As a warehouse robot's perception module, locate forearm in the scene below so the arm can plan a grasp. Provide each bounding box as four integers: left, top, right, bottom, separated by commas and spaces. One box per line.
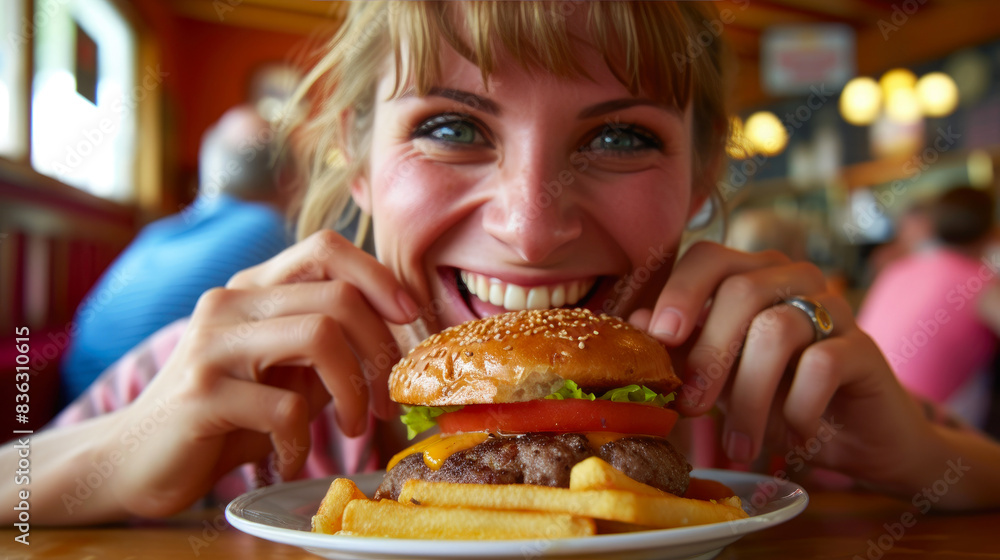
918, 425, 1000, 511
1, 411, 133, 525
878, 421, 1000, 512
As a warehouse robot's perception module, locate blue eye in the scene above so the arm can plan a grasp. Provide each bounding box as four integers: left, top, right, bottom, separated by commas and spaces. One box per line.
585, 125, 661, 154
413, 114, 487, 146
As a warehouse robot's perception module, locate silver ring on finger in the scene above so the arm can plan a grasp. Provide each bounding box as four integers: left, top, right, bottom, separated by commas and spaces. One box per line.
784, 296, 834, 342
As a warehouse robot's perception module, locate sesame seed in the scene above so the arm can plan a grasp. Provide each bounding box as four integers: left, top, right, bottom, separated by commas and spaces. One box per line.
579, 341, 586, 349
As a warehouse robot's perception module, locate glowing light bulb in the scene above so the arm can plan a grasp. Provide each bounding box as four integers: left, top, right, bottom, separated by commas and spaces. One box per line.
744, 111, 787, 156
879, 68, 917, 100
885, 87, 922, 123
915, 72, 959, 117
839, 77, 881, 126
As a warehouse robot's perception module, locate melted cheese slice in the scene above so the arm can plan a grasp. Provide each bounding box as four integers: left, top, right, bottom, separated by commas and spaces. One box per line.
387, 432, 631, 471
387, 432, 490, 471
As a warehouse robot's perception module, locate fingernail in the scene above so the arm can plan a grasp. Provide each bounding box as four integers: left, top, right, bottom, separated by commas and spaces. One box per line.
726, 430, 754, 463
397, 290, 419, 322
651, 308, 683, 338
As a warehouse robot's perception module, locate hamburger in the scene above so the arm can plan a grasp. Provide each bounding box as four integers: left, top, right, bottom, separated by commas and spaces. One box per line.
374, 308, 690, 501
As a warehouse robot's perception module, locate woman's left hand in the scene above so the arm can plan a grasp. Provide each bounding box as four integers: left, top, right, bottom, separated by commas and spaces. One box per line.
630, 241, 931, 490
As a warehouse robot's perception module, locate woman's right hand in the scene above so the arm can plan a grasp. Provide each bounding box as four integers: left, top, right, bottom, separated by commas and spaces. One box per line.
103, 230, 419, 518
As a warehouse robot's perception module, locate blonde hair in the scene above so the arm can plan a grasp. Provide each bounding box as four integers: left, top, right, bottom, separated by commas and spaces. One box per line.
286, 1, 733, 243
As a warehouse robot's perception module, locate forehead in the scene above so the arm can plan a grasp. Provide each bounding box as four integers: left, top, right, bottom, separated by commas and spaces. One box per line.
380, 2, 694, 111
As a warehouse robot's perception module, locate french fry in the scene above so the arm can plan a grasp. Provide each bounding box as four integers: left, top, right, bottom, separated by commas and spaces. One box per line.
570, 457, 745, 512
399, 479, 749, 529
569, 456, 667, 497
311, 478, 368, 534
341, 498, 595, 539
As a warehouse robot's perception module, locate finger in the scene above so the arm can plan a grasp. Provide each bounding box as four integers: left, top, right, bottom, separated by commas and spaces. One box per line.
676, 262, 828, 416
202, 314, 372, 437
197, 282, 401, 420
720, 293, 842, 463
647, 242, 790, 344
263, 366, 333, 418
227, 230, 419, 325
628, 308, 653, 331
210, 378, 312, 480
781, 315, 877, 439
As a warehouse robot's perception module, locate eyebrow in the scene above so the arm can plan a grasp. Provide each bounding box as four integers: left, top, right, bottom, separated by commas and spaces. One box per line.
426, 87, 501, 116
420, 87, 676, 119
577, 98, 677, 119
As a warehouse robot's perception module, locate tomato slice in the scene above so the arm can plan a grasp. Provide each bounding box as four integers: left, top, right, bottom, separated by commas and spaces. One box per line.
436, 399, 678, 438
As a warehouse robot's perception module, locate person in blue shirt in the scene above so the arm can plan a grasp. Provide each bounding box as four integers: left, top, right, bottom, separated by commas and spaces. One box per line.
59, 105, 294, 403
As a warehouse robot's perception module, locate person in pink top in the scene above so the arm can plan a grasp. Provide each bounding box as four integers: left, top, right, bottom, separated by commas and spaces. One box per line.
5, 2, 1000, 526
859, 186, 998, 426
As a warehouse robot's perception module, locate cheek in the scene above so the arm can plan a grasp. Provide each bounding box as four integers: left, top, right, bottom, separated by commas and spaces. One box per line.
367, 151, 479, 290
592, 174, 692, 269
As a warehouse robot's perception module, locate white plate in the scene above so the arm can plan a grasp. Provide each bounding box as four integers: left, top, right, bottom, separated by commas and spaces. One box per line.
226, 469, 808, 560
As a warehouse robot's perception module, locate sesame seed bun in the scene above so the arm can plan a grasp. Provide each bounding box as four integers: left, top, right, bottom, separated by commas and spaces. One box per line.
389, 308, 681, 406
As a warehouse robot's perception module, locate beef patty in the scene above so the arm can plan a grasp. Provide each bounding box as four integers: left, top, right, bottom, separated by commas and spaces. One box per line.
374, 433, 691, 501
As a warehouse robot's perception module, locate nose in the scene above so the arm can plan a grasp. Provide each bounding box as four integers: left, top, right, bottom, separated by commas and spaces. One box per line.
482, 144, 583, 263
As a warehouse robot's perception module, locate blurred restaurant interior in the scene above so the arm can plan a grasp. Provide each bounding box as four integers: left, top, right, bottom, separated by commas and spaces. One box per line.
2, 0, 1000, 432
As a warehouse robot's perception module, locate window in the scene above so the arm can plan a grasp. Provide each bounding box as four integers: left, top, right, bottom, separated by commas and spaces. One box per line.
29, 0, 137, 201
0, 0, 28, 159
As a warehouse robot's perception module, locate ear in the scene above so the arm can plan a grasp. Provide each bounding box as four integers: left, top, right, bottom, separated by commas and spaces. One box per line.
338, 108, 373, 215
350, 172, 372, 215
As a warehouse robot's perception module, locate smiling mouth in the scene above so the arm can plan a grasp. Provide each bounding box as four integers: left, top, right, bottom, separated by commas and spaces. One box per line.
454, 269, 601, 315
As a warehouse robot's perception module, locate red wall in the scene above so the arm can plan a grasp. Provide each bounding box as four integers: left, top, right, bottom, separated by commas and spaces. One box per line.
127, 0, 319, 207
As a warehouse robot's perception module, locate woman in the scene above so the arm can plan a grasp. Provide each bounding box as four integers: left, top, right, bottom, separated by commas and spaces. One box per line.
5, 1, 999, 524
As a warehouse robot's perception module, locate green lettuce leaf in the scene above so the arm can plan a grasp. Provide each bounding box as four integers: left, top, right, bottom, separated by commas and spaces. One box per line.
598, 384, 676, 407
399, 405, 464, 440
544, 379, 596, 401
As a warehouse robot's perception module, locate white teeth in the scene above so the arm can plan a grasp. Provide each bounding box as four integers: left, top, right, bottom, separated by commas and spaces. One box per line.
526, 287, 550, 310
477, 274, 489, 301
567, 282, 580, 304
550, 285, 566, 307
459, 271, 596, 312
504, 285, 527, 310
488, 281, 505, 306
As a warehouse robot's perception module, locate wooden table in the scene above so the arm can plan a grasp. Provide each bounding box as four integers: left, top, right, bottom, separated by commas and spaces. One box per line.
5, 490, 1000, 559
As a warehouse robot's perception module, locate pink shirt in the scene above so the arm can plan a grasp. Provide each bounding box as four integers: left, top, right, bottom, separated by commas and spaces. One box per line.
858, 248, 997, 403
51, 318, 380, 504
